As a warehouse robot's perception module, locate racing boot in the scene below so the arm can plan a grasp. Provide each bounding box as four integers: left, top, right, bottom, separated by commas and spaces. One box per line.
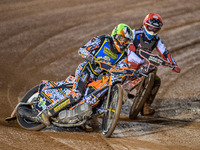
81, 124, 93, 132
141, 75, 161, 116
141, 103, 155, 116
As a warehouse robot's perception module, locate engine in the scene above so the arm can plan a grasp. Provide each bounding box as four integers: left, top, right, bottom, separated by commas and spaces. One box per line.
57, 103, 92, 124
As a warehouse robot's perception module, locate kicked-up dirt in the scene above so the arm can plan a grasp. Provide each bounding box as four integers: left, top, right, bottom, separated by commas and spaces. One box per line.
0, 0, 200, 149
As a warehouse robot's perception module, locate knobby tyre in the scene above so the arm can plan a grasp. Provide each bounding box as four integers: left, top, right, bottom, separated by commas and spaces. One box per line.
129, 73, 155, 119
17, 86, 45, 130
102, 84, 123, 138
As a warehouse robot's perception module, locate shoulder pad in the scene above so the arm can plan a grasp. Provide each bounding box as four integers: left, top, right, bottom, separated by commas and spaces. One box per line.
99, 35, 111, 39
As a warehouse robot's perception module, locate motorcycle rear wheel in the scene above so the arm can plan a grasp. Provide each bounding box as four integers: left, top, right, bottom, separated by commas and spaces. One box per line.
102, 84, 123, 138
129, 73, 154, 119
17, 86, 45, 130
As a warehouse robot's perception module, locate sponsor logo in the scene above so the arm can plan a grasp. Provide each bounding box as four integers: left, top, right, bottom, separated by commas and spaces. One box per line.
39, 98, 47, 109
149, 56, 162, 65
54, 99, 70, 113
103, 47, 118, 59
132, 77, 142, 85
103, 56, 110, 62
110, 68, 126, 73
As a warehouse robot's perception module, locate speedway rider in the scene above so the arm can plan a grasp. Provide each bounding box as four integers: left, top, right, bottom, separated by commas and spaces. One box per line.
127, 13, 181, 115
19, 23, 133, 126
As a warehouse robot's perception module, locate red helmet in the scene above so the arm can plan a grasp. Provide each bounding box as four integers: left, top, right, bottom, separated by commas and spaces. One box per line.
143, 13, 163, 40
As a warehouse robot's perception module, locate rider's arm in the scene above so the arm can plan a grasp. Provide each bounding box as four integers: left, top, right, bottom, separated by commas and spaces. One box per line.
78, 36, 101, 59
126, 47, 145, 70
116, 58, 129, 69
116, 56, 139, 79
127, 29, 145, 69
156, 38, 181, 73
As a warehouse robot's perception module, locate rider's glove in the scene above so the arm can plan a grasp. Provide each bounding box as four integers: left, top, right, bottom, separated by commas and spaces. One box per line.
136, 67, 146, 77
132, 68, 143, 78
86, 54, 94, 63
172, 65, 181, 73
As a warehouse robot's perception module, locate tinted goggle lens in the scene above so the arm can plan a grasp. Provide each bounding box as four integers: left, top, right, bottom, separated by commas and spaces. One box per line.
147, 25, 160, 33
118, 36, 131, 44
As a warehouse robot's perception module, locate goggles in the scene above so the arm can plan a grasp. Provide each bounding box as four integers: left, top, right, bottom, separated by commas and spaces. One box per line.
146, 25, 160, 33
147, 26, 160, 33
117, 35, 132, 45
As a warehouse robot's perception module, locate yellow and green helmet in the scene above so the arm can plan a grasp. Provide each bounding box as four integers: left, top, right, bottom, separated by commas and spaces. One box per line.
111, 23, 133, 53
111, 23, 133, 41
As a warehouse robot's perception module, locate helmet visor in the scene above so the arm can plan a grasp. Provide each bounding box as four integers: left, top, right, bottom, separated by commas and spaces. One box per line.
146, 24, 160, 33
118, 35, 132, 44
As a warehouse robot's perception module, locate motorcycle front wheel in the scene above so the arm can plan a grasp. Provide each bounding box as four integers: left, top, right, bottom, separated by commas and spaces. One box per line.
17, 86, 46, 130
129, 73, 155, 119
102, 84, 123, 138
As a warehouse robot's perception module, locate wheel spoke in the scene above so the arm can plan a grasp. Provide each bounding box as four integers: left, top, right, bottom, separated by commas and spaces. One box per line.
102, 84, 123, 137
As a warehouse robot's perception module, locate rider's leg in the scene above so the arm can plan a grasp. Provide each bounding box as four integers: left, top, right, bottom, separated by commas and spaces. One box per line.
142, 75, 161, 116
38, 62, 96, 125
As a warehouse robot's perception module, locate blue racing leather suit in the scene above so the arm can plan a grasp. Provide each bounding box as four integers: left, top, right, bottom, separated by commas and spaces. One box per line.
41, 35, 129, 116
74, 35, 128, 97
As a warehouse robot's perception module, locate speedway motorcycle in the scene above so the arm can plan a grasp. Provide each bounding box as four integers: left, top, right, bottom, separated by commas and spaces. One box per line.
122, 49, 175, 119
6, 61, 135, 138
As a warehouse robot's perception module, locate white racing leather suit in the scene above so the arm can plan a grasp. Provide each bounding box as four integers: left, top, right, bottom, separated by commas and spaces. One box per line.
127, 28, 178, 113
128, 29, 177, 69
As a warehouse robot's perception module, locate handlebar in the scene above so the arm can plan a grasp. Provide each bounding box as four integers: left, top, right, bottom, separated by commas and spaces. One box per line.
138, 49, 175, 70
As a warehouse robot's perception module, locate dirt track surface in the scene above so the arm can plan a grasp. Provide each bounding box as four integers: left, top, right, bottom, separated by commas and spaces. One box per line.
0, 0, 200, 149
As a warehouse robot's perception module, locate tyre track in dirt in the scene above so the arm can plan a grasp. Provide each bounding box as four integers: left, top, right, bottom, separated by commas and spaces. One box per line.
156, 37, 200, 99
1, 0, 141, 72
154, 7, 200, 98
25, 6, 199, 76
2, 1, 147, 75
157, 55, 200, 100
158, 62, 200, 98
1, 0, 197, 73
157, 41, 200, 79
